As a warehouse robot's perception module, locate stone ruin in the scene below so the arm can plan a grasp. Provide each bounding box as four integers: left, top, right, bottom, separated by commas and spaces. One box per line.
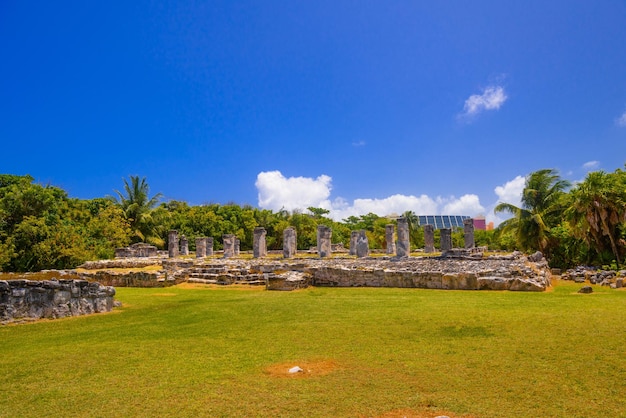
223, 234, 235, 258
1, 278, 116, 324
396, 217, 410, 258
253, 227, 267, 258
114, 242, 158, 258
386, 224, 396, 254
424, 224, 435, 253
283, 227, 297, 258
317, 225, 332, 258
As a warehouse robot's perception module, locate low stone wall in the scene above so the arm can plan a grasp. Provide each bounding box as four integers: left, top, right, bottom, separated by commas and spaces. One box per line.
0, 279, 116, 324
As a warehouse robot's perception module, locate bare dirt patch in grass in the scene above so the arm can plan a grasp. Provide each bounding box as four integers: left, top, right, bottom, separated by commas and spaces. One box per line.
374, 408, 478, 418
264, 359, 340, 378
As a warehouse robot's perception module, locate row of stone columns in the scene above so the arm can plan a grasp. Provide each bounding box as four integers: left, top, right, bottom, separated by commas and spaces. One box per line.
167, 218, 475, 259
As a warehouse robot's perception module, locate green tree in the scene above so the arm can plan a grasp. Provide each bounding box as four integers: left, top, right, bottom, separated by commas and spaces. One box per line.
566, 169, 626, 266
495, 169, 570, 253
112, 176, 163, 245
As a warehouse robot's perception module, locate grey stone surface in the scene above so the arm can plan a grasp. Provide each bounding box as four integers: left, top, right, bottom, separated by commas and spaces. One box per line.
386, 224, 396, 254
396, 217, 410, 258
253, 227, 267, 258
168, 230, 179, 258
283, 227, 297, 258
440, 228, 452, 252
463, 218, 475, 249
355, 230, 369, 258
1, 279, 116, 324
115, 243, 158, 258
195, 237, 207, 258
317, 225, 332, 258
349, 231, 359, 256
424, 224, 435, 253
234, 238, 240, 256
180, 235, 189, 256
223, 234, 235, 258
206, 237, 214, 256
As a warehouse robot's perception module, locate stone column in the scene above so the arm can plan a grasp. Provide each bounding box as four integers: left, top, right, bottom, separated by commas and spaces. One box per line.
223, 234, 235, 258
283, 227, 297, 258
206, 237, 214, 256
180, 235, 189, 256
195, 237, 206, 258
440, 228, 452, 252
317, 225, 332, 258
385, 224, 396, 254
168, 230, 179, 258
424, 224, 435, 253
464, 218, 475, 249
349, 231, 359, 256
356, 230, 369, 258
253, 227, 267, 258
234, 238, 240, 256
396, 217, 410, 258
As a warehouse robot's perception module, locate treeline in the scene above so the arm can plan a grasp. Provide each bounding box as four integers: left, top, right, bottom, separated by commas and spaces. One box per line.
1, 167, 626, 272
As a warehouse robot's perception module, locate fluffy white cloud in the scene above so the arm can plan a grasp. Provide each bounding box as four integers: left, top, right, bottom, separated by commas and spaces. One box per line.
616, 110, 626, 127
494, 175, 524, 208
583, 160, 600, 170
255, 171, 332, 211
460, 86, 507, 118
256, 170, 486, 221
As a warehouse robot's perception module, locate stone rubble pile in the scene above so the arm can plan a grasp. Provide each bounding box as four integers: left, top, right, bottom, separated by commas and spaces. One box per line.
559, 266, 624, 288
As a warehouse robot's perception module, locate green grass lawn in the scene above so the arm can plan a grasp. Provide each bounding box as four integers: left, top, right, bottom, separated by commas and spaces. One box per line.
1, 281, 625, 417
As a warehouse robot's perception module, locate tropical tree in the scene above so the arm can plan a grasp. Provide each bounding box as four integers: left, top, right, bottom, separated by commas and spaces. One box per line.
495, 169, 570, 253
566, 169, 626, 266
112, 176, 163, 245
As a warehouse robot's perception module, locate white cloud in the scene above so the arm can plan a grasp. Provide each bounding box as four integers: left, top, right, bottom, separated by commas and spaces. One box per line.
255, 171, 332, 212
494, 175, 525, 208
256, 170, 486, 221
582, 160, 600, 171
616, 110, 626, 127
460, 85, 507, 118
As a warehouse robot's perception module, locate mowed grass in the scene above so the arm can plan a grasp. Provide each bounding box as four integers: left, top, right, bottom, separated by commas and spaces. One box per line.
1, 282, 625, 418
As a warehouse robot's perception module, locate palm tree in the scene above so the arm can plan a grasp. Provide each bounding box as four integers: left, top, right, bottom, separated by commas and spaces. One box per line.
566, 170, 626, 266
495, 169, 570, 253
113, 176, 163, 244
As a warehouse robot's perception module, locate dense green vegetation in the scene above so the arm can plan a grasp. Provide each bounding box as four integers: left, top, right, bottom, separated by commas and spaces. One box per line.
1, 282, 624, 417
2, 167, 626, 272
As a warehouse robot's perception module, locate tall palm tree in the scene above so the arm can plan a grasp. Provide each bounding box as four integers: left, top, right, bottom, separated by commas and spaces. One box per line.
495, 169, 570, 253
566, 170, 626, 266
113, 176, 163, 244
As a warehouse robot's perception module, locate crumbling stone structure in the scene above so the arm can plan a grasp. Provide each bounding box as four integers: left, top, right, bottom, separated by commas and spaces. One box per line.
464, 218, 475, 249
115, 243, 158, 258
195, 237, 207, 258
349, 231, 359, 256
386, 224, 396, 254
424, 224, 435, 253
440, 228, 452, 252
396, 217, 410, 258
206, 237, 214, 256
168, 230, 179, 258
355, 230, 369, 258
1, 279, 116, 324
234, 238, 240, 256
223, 234, 235, 258
180, 235, 189, 256
317, 225, 332, 258
283, 227, 297, 258
253, 227, 267, 258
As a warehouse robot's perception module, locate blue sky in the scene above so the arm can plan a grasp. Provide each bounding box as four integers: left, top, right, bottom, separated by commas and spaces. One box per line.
2, 1, 626, 224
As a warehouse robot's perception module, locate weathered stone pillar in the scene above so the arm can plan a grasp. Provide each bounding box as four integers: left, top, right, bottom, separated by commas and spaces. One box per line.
385, 224, 396, 254
440, 228, 452, 252
283, 227, 297, 258
356, 230, 369, 258
349, 231, 359, 256
396, 217, 410, 258
206, 237, 214, 256
234, 238, 240, 256
424, 224, 435, 253
168, 230, 179, 258
180, 235, 189, 256
223, 234, 235, 258
317, 225, 332, 258
195, 237, 207, 258
464, 218, 475, 249
253, 227, 267, 258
